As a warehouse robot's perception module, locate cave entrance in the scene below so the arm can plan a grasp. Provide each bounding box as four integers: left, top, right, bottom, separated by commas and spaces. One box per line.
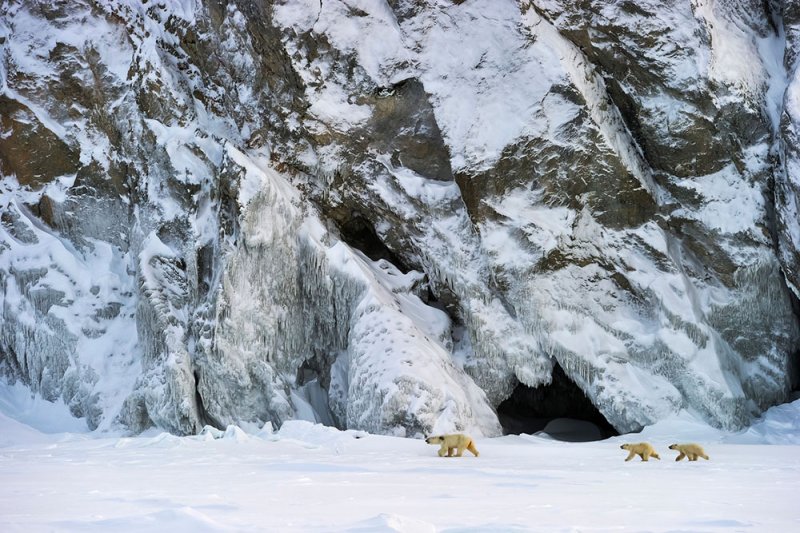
497, 363, 618, 442
338, 213, 408, 271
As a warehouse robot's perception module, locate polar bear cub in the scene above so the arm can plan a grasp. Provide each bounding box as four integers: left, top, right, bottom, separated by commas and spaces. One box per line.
669, 443, 709, 461
425, 434, 479, 457
620, 442, 661, 461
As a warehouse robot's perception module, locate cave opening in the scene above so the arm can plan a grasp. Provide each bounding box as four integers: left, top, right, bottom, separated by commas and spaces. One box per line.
337, 213, 409, 271
294, 357, 340, 429
497, 363, 618, 442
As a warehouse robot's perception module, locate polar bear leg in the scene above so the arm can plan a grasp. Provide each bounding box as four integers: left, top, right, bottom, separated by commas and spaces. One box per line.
467, 441, 479, 457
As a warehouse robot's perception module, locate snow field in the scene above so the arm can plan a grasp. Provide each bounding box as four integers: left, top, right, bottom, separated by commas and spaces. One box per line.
1, 392, 799, 533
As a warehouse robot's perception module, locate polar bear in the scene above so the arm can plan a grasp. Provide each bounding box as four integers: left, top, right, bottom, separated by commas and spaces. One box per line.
669, 443, 709, 461
425, 434, 479, 457
620, 442, 661, 461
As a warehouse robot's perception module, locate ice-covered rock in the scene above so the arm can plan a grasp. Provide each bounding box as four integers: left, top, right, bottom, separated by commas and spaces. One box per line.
0, 0, 798, 436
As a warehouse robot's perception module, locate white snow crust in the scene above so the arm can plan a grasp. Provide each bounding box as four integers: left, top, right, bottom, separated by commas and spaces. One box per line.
0, 391, 798, 532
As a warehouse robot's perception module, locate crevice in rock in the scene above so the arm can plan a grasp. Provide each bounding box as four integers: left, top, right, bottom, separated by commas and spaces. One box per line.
0, 345, 23, 383
337, 213, 410, 271
786, 282, 800, 391
295, 358, 339, 428
498, 363, 618, 441
193, 370, 221, 431
296, 357, 331, 391
422, 282, 462, 323
789, 298, 800, 388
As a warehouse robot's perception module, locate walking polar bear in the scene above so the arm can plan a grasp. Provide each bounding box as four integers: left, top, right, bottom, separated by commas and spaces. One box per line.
620, 442, 661, 461
425, 434, 479, 457
669, 443, 709, 461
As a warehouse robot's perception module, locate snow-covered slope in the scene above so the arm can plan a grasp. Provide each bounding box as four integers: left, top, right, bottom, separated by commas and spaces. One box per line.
0, 0, 798, 436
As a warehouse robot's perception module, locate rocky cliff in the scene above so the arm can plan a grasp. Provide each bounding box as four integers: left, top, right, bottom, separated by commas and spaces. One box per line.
1, 0, 798, 436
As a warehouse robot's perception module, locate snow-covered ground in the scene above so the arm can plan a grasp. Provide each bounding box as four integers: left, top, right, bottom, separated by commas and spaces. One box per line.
1, 383, 799, 532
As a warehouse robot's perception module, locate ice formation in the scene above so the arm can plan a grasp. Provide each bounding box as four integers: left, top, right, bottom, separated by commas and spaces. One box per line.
0, 0, 798, 436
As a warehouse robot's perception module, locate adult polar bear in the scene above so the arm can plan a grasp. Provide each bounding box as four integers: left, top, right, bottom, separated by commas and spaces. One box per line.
425, 434, 480, 457
620, 442, 661, 462
669, 443, 710, 461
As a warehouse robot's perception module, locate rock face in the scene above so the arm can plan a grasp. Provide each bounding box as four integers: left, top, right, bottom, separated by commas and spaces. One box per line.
780, 0, 800, 299
0, 0, 798, 436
